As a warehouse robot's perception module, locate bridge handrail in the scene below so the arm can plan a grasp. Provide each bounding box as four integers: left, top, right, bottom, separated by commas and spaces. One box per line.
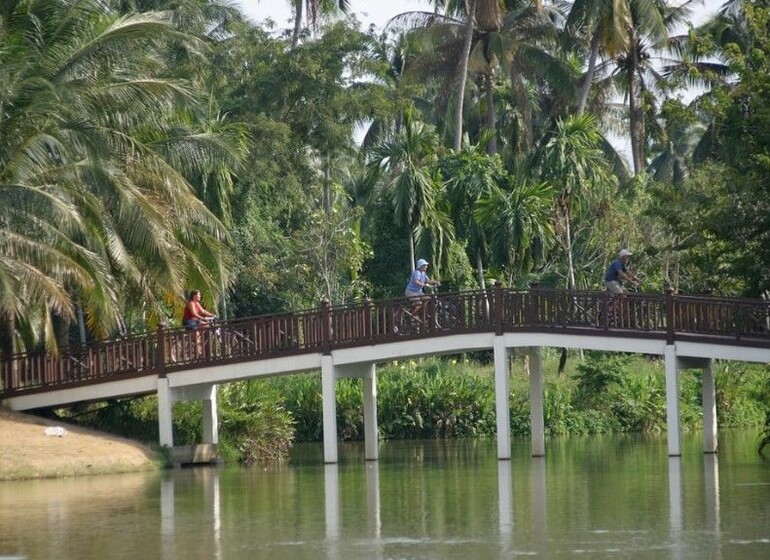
1, 288, 768, 398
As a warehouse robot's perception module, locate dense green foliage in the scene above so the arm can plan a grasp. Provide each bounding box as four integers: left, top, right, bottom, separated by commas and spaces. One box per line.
3, 0, 770, 353
5, 1, 770, 460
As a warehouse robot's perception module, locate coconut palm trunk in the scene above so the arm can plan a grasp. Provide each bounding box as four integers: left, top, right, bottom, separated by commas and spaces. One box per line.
454, 0, 477, 151
628, 41, 645, 174
577, 32, 601, 115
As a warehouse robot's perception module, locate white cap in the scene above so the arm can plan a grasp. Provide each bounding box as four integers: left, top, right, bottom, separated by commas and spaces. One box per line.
619, 249, 632, 258
416, 258, 429, 268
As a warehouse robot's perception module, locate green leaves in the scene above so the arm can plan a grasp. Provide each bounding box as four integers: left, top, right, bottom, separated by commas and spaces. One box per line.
0, 0, 239, 350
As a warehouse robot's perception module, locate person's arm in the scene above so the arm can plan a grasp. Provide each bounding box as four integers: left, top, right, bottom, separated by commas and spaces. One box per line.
193, 302, 215, 319
619, 269, 640, 286
420, 273, 440, 288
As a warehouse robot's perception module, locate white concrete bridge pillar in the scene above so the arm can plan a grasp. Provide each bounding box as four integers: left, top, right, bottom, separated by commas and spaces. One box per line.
157, 378, 174, 448
201, 385, 219, 445
362, 364, 379, 461
702, 359, 717, 454
493, 336, 511, 459
664, 345, 681, 457
322, 355, 338, 464
528, 347, 545, 457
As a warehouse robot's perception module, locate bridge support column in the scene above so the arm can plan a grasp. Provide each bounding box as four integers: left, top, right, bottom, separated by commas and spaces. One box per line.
702, 359, 717, 454
529, 347, 545, 457
157, 378, 174, 448
322, 355, 338, 464
201, 385, 219, 445
362, 365, 379, 461
494, 337, 510, 460
664, 345, 681, 457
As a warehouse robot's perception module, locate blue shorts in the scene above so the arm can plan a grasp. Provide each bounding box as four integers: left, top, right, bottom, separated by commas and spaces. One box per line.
183, 319, 199, 330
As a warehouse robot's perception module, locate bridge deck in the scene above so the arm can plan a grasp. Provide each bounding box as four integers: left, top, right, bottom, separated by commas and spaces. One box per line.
2, 288, 769, 404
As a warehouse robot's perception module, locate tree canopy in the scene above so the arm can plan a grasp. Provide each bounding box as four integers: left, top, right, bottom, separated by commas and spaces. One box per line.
2, 0, 770, 354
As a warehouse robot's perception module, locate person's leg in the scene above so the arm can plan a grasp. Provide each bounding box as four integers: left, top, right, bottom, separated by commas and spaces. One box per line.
405, 290, 424, 318
604, 281, 625, 326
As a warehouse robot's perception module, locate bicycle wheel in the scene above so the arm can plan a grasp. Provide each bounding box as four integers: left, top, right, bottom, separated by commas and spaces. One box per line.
394, 306, 420, 335
435, 301, 459, 329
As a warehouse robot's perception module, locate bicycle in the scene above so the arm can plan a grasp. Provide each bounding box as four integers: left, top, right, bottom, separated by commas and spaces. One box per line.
392, 305, 420, 335
600, 284, 660, 330
392, 286, 459, 335
430, 289, 460, 330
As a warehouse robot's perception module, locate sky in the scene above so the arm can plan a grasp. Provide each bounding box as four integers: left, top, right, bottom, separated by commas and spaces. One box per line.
236, 1, 724, 32
235, 0, 435, 32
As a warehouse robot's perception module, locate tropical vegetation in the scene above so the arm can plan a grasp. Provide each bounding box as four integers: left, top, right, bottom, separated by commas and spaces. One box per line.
2, 0, 770, 460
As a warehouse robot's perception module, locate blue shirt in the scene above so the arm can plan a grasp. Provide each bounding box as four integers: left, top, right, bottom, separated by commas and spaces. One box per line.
406, 269, 427, 292
604, 259, 627, 283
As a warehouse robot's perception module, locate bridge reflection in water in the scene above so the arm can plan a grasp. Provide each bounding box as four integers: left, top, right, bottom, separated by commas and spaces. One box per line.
150, 443, 725, 560
2, 287, 769, 462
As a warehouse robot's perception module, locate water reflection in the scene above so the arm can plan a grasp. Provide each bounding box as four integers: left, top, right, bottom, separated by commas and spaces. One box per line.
365, 462, 383, 560
668, 456, 683, 560
497, 460, 513, 554
531, 455, 548, 554
159, 468, 223, 560
211, 470, 222, 560
323, 463, 339, 559
365, 462, 382, 538
704, 453, 722, 560
0, 473, 158, 559
160, 477, 176, 559
2, 432, 768, 560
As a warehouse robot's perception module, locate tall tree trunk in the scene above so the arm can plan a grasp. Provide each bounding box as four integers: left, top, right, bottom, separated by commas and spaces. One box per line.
322, 157, 332, 214
453, 0, 476, 151
409, 230, 416, 272
77, 306, 87, 345
510, 68, 532, 156
558, 196, 576, 291
484, 67, 497, 155
559, 203, 578, 374
476, 251, 490, 320
291, 0, 303, 48
577, 32, 600, 115
475, 251, 485, 291
628, 42, 644, 174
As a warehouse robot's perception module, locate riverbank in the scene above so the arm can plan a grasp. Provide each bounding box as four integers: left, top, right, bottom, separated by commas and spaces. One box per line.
0, 408, 159, 481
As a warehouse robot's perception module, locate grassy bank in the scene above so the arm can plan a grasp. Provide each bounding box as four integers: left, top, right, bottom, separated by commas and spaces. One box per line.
0, 408, 159, 481
58, 351, 770, 464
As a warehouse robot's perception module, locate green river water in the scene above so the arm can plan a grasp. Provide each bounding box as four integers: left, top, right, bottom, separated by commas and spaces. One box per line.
1, 430, 769, 559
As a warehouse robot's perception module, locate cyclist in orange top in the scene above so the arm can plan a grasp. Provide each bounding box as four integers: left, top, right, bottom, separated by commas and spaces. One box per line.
183, 290, 215, 330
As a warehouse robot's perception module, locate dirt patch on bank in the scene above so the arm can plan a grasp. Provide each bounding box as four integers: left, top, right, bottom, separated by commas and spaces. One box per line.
0, 408, 159, 480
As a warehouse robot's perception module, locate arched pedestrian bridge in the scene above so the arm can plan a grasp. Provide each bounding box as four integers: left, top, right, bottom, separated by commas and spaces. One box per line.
2, 287, 769, 463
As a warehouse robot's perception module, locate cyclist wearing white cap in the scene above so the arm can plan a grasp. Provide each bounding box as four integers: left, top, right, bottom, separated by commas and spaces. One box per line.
604, 249, 640, 293
405, 258, 439, 299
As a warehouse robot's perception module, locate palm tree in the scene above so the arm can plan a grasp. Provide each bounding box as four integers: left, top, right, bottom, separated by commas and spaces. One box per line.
366, 111, 450, 270
284, 0, 350, 47
530, 114, 615, 290
455, 0, 477, 151
474, 179, 554, 285
566, 0, 634, 115
590, 0, 696, 174
0, 0, 237, 352
392, 0, 567, 157
440, 140, 505, 289
646, 99, 705, 186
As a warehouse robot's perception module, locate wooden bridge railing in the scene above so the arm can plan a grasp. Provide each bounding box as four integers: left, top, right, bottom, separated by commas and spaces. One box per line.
2, 288, 769, 399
